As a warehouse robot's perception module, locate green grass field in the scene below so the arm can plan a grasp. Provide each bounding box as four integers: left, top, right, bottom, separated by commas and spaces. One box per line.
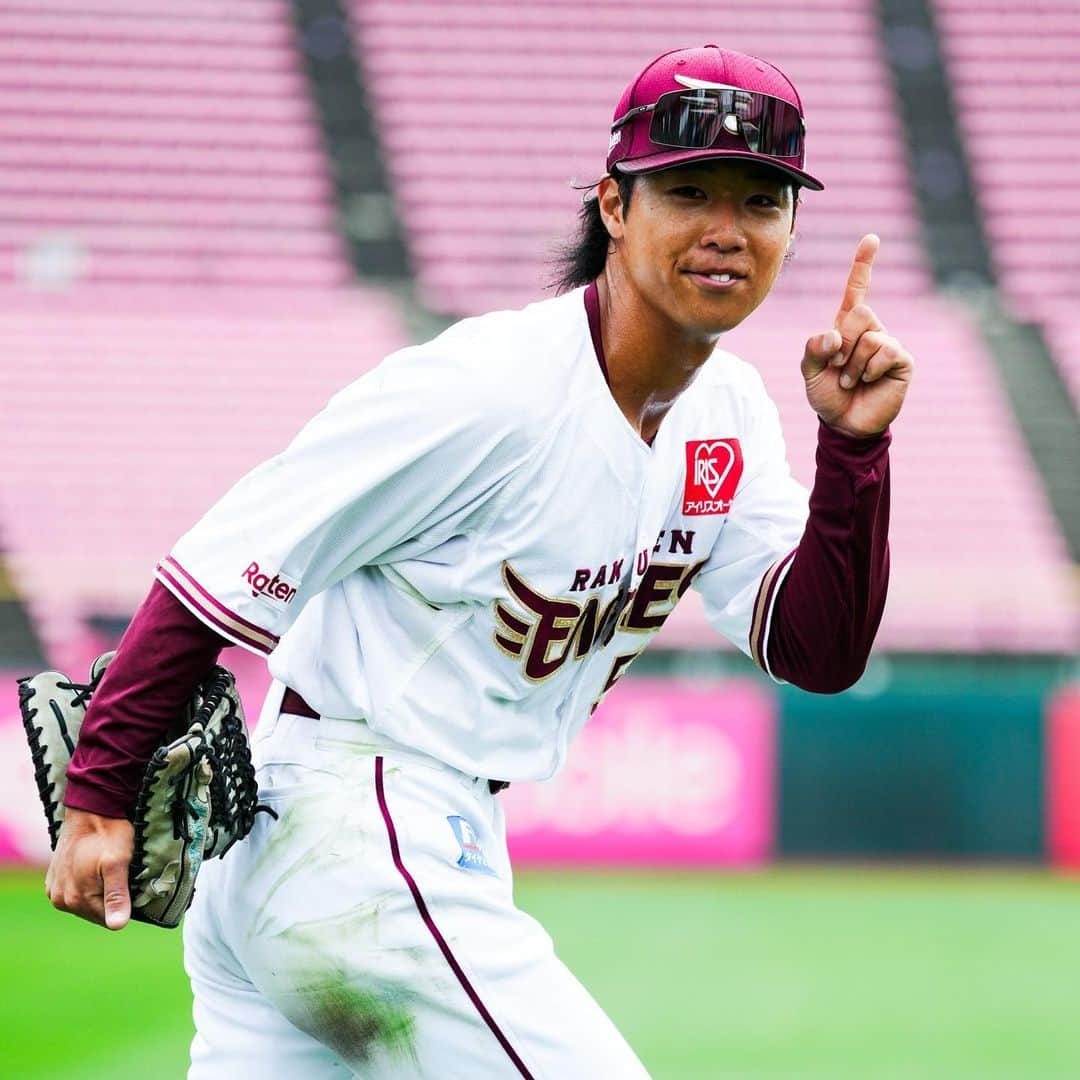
4, 866, 1080, 1079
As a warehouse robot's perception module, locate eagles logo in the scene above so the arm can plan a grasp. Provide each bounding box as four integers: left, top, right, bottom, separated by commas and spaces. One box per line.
493, 558, 704, 682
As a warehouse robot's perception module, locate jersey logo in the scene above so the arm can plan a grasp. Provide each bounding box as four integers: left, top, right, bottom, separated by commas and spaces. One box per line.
447, 816, 496, 876
493, 558, 705, 682
683, 439, 743, 516
241, 561, 299, 607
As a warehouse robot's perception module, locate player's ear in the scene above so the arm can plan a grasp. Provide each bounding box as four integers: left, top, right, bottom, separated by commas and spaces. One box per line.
597, 175, 626, 240
783, 188, 798, 259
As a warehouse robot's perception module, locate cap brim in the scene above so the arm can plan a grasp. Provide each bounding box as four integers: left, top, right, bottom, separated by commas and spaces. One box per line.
614, 147, 824, 191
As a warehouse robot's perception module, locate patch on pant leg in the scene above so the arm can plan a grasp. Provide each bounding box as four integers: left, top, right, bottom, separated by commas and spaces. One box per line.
447, 815, 496, 876
294, 968, 416, 1065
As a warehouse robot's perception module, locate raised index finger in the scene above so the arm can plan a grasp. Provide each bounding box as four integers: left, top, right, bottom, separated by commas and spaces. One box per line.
835, 233, 880, 327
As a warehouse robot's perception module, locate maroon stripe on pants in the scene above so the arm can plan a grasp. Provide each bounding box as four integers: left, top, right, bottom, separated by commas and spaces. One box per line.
374, 756, 535, 1079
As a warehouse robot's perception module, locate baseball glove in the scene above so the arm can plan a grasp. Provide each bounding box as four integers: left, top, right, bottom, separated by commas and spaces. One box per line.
18, 653, 272, 929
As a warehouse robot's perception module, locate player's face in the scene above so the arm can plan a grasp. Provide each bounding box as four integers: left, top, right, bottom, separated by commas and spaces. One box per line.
607, 161, 795, 338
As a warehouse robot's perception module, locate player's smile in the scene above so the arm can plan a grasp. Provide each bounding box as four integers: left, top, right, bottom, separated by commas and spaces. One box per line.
682, 267, 748, 292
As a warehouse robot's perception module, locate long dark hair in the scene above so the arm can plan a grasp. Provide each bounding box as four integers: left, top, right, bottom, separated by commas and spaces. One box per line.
550, 172, 636, 294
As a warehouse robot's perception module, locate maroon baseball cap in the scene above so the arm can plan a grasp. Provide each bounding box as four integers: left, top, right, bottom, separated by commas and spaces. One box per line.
607, 45, 824, 191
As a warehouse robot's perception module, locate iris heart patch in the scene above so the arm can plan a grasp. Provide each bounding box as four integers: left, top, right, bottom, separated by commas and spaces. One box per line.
683, 438, 743, 515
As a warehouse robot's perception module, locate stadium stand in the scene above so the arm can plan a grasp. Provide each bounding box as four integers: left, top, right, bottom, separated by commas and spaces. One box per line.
933, 0, 1080, 398
0, 0, 349, 288
0, 287, 408, 661
1042, 320, 1080, 412
0, 0, 1073, 661
0, 1, 408, 662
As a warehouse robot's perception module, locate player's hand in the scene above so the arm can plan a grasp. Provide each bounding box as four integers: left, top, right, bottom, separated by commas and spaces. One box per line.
801, 234, 914, 438
45, 807, 134, 930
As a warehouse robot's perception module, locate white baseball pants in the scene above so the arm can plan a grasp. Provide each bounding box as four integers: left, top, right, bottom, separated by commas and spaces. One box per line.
184, 708, 651, 1078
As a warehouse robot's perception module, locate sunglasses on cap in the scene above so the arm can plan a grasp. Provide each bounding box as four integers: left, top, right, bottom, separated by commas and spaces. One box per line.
611, 85, 805, 159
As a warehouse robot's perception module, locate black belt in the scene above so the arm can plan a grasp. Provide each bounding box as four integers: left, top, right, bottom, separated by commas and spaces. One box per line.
280, 687, 509, 795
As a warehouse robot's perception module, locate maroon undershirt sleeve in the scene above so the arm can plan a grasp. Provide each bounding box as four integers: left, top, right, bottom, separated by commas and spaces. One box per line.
63, 580, 232, 819
765, 420, 891, 694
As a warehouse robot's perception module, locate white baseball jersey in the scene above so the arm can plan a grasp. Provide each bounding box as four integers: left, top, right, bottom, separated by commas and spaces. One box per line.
158, 286, 808, 784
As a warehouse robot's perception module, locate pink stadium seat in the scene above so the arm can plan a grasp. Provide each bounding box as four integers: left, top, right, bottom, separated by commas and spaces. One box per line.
0, 6, 291, 47
0, 0, 367, 659
0, 0, 348, 291
0, 37, 295, 74
0, 194, 329, 229
1040, 320, 1080, 413
0, 286, 409, 660
934, 0, 1080, 379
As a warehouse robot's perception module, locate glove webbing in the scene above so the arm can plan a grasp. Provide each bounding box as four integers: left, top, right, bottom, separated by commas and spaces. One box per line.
204, 671, 268, 856
18, 669, 106, 850
128, 668, 276, 897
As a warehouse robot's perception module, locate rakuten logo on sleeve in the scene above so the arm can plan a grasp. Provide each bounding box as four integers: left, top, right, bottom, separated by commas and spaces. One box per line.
241, 561, 299, 606
682, 439, 743, 516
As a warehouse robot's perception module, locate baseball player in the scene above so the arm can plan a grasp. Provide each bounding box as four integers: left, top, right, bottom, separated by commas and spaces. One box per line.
45, 45, 912, 1078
